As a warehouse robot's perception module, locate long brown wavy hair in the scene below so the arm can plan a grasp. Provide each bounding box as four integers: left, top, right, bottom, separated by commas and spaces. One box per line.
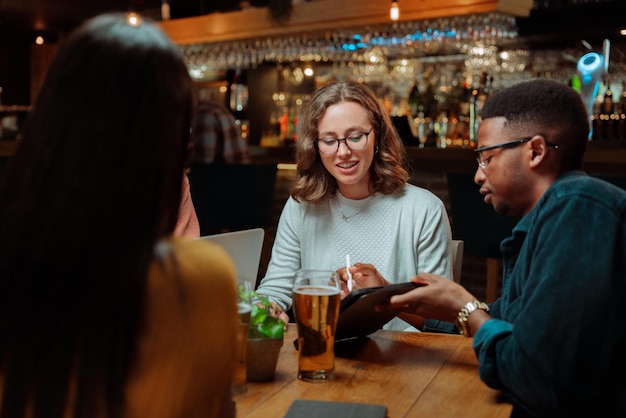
291, 81, 410, 203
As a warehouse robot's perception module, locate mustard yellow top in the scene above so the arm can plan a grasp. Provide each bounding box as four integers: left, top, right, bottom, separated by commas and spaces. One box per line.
0, 238, 238, 418
124, 238, 238, 418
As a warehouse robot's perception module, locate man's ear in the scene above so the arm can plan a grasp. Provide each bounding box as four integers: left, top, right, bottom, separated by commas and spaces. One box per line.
528, 135, 547, 168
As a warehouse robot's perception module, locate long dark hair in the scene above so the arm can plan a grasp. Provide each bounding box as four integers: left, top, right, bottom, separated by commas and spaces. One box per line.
0, 13, 195, 418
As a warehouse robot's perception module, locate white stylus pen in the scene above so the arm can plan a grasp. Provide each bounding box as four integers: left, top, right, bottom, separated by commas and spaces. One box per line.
346, 254, 353, 292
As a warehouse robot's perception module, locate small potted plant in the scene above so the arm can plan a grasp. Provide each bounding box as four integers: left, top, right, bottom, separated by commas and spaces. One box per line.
244, 290, 285, 381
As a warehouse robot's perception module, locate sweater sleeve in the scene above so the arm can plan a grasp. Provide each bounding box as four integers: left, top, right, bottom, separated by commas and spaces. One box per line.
256, 197, 303, 311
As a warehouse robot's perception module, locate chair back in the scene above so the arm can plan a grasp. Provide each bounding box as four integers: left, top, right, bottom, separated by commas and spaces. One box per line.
446, 172, 520, 258
450, 239, 464, 283
0, 156, 8, 180
447, 171, 520, 301
188, 163, 278, 236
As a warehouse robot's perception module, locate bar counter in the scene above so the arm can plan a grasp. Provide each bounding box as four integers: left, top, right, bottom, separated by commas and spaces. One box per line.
249, 143, 626, 176
3, 140, 625, 176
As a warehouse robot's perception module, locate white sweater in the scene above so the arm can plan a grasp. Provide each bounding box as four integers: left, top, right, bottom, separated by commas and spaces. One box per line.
257, 183, 452, 331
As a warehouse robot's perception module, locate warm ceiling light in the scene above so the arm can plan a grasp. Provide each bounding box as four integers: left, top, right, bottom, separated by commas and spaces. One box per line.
126, 12, 142, 27
35, 36, 45, 45
390, 0, 400, 21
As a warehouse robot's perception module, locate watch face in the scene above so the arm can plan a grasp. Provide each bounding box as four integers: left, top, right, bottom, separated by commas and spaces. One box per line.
464, 301, 478, 316
456, 301, 489, 337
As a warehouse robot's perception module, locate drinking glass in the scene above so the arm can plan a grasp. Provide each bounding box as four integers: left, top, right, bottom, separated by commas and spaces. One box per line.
232, 279, 252, 395
292, 270, 341, 382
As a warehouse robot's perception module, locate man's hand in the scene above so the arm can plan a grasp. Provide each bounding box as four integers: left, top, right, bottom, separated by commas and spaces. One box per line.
388, 273, 479, 323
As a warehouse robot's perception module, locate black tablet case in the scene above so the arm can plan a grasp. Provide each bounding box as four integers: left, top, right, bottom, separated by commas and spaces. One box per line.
335, 282, 419, 341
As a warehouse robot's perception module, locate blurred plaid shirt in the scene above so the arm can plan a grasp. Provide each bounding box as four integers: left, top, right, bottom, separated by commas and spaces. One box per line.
190, 99, 250, 164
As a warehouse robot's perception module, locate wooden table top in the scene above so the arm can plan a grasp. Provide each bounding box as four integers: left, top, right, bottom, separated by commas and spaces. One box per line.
235, 327, 512, 418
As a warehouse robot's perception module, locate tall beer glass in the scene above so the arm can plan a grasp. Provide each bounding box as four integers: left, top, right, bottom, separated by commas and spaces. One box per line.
233, 279, 251, 395
292, 269, 341, 382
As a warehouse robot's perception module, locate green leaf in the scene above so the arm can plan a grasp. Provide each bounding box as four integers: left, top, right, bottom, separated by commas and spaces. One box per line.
266, 321, 285, 339
250, 304, 268, 327
237, 284, 255, 301
244, 290, 285, 340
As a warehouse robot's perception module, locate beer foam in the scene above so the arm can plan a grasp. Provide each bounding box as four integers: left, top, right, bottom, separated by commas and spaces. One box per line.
294, 285, 339, 296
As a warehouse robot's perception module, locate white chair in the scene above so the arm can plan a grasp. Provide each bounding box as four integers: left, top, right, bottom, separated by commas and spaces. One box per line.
450, 240, 464, 283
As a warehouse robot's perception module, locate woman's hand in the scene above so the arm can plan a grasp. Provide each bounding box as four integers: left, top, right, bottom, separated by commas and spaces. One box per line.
337, 263, 389, 299
350, 263, 389, 288
267, 301, 290, 327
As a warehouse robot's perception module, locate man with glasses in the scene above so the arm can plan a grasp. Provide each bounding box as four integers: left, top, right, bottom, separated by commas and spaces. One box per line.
389, 79, 626, 417
475, 136, 559, 170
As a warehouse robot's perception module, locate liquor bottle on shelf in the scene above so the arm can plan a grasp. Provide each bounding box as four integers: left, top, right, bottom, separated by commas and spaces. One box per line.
468, 76, 485, 144
434, 110, 448, 149
279, 106, 290, 142
602, 78, 613, 115
592, 101, 604, 142
456, 80, 472, 147
618, 80, 626, 141
476, 72, 491, 114
466, 72, 493, 146
415, 111, 434, 148
445, 108, 459, 147
408, 80, 420, 118
596, 78, 615, 141
230, 70, 249, 113
468, 85, 478, 143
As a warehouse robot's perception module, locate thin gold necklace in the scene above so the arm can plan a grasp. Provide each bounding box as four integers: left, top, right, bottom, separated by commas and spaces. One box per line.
335, 196, 367, 222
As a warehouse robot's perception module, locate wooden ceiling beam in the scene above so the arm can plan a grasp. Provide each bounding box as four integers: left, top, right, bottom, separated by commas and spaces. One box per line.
159, 0, 533, 45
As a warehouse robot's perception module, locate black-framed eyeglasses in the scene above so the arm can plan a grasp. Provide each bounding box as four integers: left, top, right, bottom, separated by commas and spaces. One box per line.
474, 136, 559, 169
316, 130, 372, 155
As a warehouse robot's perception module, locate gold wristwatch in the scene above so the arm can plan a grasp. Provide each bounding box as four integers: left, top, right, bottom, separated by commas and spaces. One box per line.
455, 300, 489, 337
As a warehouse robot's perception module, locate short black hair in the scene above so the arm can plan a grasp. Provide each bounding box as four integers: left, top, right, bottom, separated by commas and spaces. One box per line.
481, 78, 589, 171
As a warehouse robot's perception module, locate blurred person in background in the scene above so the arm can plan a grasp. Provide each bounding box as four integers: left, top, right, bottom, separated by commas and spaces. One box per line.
189, 93, 250, 164
0, 13, 237, 418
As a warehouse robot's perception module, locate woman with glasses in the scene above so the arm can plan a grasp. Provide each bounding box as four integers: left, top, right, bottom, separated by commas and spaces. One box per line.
256, 81, 452, 332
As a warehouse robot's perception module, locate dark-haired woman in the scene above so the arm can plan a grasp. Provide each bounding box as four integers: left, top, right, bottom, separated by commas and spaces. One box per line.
0, 13, 237, 418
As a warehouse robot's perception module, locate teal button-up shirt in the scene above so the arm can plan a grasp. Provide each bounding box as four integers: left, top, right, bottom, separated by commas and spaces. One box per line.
474, 171, 626, 417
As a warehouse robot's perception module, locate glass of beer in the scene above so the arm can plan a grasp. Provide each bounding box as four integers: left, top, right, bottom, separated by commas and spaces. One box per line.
292, 269, 341, 382
233, 279, 252, 395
